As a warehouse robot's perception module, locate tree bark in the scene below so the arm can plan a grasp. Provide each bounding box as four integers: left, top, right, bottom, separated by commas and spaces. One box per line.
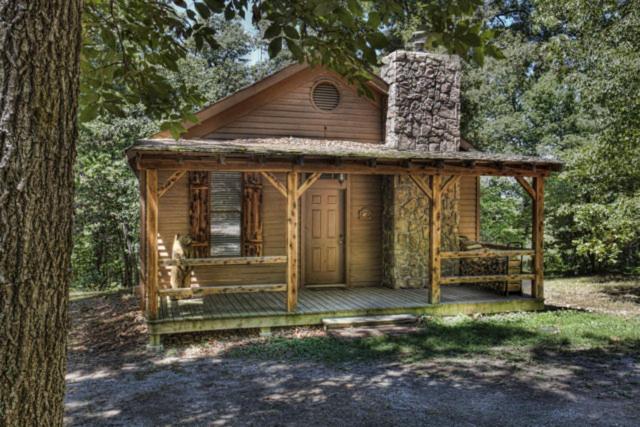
0, 1, 82, 425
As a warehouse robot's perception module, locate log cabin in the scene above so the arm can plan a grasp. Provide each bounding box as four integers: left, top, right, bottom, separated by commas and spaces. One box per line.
126, 49, 562, 348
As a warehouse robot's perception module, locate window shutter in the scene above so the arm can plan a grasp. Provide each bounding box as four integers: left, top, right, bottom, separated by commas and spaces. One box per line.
210, 173, 242, 257
188, 171, 210, 257
242, 173, 263, 256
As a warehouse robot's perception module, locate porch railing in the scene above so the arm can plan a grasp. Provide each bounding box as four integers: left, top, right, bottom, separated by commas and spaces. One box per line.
440, 249, 534, 288
157, 234, 287, 300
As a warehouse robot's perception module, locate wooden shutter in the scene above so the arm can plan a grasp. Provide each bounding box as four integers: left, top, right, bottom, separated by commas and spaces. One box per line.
188, 171, 210, 257
242, 173, 263, 256
210, 173, 242, 257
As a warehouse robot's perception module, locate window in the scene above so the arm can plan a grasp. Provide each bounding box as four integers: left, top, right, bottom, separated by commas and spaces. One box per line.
210, 172, 242, 257
312, 81, 340, 111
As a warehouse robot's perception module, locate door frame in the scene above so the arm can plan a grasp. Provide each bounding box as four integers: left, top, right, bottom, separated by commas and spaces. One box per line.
300, 174, 349, 287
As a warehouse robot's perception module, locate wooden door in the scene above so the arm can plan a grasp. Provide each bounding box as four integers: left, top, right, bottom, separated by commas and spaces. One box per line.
303, 180, 345, 285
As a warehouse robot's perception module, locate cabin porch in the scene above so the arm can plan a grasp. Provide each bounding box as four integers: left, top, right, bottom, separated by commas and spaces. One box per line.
127, 138, 562, 347
149, 284, 542, 341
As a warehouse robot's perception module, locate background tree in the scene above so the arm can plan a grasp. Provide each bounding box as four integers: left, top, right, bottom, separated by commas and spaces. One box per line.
1, 1, 493, 425
460, 0, 640, 274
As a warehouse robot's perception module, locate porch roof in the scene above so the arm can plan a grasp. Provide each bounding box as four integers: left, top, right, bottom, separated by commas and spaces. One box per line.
127, 137, 563, 173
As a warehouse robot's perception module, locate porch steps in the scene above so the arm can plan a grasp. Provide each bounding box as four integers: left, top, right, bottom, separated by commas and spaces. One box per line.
322, 314, 418, 329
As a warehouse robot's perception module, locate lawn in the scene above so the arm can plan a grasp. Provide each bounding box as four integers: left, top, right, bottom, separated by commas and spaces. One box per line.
225, 310, 640, 364
223, 277, 640, 363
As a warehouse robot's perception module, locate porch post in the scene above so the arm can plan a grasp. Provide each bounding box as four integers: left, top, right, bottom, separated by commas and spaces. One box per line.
145, 169, 159, 319
532, 176, 545, 300
286, 172, 299, 311
429, 175, 442, 304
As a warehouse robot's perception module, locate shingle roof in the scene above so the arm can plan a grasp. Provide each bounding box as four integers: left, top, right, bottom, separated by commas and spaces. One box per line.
127, 137, 563, 171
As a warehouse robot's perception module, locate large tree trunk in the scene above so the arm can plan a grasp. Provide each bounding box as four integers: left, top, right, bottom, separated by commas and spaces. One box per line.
0, 1, 82, 425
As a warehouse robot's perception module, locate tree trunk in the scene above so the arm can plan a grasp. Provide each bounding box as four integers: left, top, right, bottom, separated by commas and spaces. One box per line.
0, 1, 82, 425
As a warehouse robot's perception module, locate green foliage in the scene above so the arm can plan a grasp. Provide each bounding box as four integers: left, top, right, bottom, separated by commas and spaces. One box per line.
461, 0, 640, 274
73, 113, 155, 290
80, 0, 497, 133
479, 177, 530, 246
73, 18, 272, 290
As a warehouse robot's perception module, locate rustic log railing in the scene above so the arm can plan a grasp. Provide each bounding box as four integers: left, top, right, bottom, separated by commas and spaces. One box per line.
441, 249, 534, 259
162, 255, 287, 267
156, 233, 288, 300
408, 173, 545, 304
158, 283, 287, 299
440, 249, 535, 285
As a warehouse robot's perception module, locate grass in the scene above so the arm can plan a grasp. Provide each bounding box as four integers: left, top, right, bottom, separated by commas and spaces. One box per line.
224, 310, 640, 364
546, 276, 640, 317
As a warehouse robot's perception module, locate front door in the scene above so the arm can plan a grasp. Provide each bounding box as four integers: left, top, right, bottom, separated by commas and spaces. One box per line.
303, 178, 345, 285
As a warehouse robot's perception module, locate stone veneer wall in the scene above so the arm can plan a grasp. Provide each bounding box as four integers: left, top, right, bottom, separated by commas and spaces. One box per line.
381, 50, 461, 289
381, 51, 461, 151
382, 176, 459, 288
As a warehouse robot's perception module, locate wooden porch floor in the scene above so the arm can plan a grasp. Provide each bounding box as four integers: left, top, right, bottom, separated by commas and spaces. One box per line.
158, 284, 533, 322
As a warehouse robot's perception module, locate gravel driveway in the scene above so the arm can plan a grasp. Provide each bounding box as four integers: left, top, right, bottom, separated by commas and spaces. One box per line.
64, 290, 640, 426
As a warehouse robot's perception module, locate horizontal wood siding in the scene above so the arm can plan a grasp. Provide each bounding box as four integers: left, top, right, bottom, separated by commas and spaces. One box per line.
205, 69, 383, 143
157, 171, 284, 288
349, 175, 383, 286
458, 175, 479, 240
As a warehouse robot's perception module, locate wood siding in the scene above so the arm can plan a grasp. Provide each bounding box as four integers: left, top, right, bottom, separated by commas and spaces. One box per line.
157, 171, 383, 289
157, 170, 284, 289
204, 69, 383, 143
348, 175, 383, 286
458, 175, 479, 240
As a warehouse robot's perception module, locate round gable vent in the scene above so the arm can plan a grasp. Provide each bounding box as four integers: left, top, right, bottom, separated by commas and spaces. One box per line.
312, 82, 340, 111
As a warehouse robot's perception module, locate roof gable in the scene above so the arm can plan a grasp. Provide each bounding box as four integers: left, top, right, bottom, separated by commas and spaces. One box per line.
153, 64, 388, 140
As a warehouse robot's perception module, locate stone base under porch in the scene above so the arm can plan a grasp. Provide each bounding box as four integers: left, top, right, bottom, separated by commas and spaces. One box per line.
148, 285, 543, 342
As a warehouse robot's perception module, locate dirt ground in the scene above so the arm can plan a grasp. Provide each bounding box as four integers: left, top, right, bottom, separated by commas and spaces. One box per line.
64, 279, 640, 426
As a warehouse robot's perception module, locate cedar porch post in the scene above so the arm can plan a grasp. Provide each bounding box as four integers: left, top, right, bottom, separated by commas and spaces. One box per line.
532, 176, 545, 299
145, 169, 159, 319
429, 175, 442, 304
286, 172, 299, 311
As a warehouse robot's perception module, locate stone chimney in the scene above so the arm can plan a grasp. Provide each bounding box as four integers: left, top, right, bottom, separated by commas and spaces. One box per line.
381, 50, 461, 152
381, 45, 461, 289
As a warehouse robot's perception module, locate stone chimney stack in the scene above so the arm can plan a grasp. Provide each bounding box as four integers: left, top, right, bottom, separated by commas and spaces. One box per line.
381, 42, 461, 290
381, 48, 461, 152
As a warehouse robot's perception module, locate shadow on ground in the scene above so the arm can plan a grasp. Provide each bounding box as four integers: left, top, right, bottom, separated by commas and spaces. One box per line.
601, 285, 640, 305
64, 293, 640, 426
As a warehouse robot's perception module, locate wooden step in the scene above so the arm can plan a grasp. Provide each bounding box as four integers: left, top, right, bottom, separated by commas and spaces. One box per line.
322, 314, 418, 329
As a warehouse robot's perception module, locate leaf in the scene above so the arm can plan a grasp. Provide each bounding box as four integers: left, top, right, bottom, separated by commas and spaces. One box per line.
264, 23, 281, 39
460, 32, 482, 47
368, 11, 381, 28
485, 44, 505, 60
472, 47, 485, 66
173, 0, 187, 8
224, 5, 235, 20
79, 102, 99, 123
194, 2, 211, 19
283, 26, 300, 40
287, 40, 303, 58
203, 0, 225, 13
368, 32, 388, 49
347, 0, 363, 15
268, 37, 282, 58
314, 2, 335, 16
